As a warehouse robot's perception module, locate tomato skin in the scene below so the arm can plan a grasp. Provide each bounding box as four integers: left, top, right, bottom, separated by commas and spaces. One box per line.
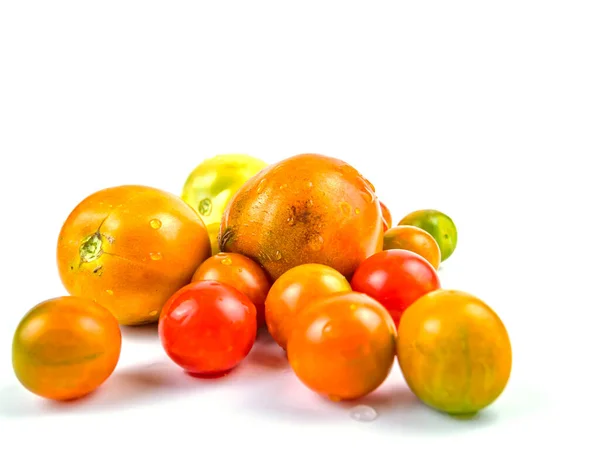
397, 289, 512, 415
205, 222, 222, 256
383, 225, 441, 270
159, 280, 257, 375
287, 291, 397, 401
398, 209, 457, 262
350, 249, 441, 325
12, 296, 122, 401
191, 252, 271, 327
380, 201, 393, 232
56, 185, 211, 326
265, 263, 352, 350
181, 153, 268, 226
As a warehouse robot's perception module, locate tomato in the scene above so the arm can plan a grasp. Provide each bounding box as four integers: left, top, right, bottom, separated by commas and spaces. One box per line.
379, 200, 393, 232
159, 280, 257, 376
191, 252, 271, 327
383, 225, 441, 270
397, 289, 512, 415
57, 185, 212, 326
12, 296, 121, 401
350, 249, 441, 325
398, 209, 457, 262
287, 291, 397, 401
219, 153, 383, 281
206, 222, 221, 255
181, 153, 268, 226
264, 263, 352, 350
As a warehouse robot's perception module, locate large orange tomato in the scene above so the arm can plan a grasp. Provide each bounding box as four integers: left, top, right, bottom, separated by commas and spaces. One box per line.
12, 296, 122, 401
220, 153, 384, 281
397, 289, 512, 415
57, 185, 212, 325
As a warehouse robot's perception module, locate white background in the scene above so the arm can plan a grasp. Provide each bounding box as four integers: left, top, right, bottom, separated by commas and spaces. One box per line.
1, 1, 598, 448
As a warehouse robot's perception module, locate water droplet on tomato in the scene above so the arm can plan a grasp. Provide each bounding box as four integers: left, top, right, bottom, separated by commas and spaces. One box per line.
308, 234, 324, 251
221, 256, 232, 265
339, 202, 351, 216
149, 310, 158, 316
257, 178, 267, 194
279, 184, 288, 190
349, 405, 378, 422
150, 219, 162, 229
105, 289, 114, 295
306, 181, 314, 188
150, 252, 162, 261
274, 250, 282, 261
355, 208, 361, 215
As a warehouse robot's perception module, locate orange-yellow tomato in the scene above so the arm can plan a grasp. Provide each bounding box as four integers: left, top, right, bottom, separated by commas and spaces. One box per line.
380, 200, 393, 232
397, 289, 512, 415
287, 291, 397, 401
12, 296, 122, 401
264, 263, 351, 350
192, 252, 272, 327
57, 185, 212, 325
383, 225, 441, 269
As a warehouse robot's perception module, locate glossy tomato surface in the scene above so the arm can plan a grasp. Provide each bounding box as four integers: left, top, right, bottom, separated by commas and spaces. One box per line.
12, 296, 122, 401
398, 209, 457, 262
192, 252, 271, 327
220, 153, 383, 281
159, 280, 257, 376
397, 289, 512, 415
181, 153, 268, 226
57, 185, 211, 325
379, 201, 393, 232
264, 263, 351, 350
351, 249, 441, 325
287, 291, 397, 401
205, 222, 222, 256
383, 225, 441, 269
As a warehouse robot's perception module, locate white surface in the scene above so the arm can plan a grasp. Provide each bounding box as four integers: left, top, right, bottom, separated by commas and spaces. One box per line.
0, 1, 598, 448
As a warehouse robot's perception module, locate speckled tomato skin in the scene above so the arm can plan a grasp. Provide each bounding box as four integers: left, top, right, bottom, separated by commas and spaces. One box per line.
219, 153, 384, 281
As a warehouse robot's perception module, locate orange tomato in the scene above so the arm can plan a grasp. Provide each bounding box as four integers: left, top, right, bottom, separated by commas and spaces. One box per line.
12, 296, 122, 401
380, 200, 393, 232
287, 291, 397, 401
57, 185, 211, 325
383, 225, 441, 269
397, 289, 512, 415
220, 153, 383, 281
192, 252, 271, 327
264, 263, 351, 350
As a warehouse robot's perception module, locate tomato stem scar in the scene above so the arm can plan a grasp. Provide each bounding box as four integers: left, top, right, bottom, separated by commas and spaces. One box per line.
80, 233, 103, 263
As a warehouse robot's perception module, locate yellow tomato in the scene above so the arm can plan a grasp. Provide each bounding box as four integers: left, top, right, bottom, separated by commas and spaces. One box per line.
181, 154, 268, 225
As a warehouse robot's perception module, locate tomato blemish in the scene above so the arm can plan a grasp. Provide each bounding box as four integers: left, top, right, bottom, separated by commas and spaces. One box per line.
79, 232, 103, 264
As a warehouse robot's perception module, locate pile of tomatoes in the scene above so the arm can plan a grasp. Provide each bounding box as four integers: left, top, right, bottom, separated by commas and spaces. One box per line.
11, 153, 512, 419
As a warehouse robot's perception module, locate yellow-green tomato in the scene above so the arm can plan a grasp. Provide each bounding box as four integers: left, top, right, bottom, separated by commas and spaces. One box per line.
398, 209, 457, 262
181, 154, 268, 225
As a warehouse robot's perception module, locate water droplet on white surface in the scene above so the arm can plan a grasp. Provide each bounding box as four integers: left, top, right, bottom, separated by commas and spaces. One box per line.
349, 405, 378, 422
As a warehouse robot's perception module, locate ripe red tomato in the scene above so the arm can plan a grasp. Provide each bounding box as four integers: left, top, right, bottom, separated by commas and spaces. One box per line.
350, 249, 441, 325
158, 280, 257, 376
287, 291, 397, 401
192, 252, 271, 327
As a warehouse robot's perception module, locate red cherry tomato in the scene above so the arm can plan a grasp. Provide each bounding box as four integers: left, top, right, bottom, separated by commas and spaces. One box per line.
350, 249, 441, 326
158, 280, 257, 376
